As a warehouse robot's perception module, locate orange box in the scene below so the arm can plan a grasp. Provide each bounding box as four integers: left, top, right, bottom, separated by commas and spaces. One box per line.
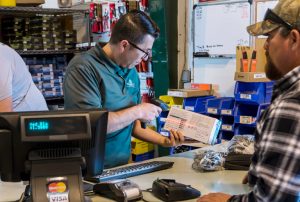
190, 83, 212, 91
235, 39, 269, 82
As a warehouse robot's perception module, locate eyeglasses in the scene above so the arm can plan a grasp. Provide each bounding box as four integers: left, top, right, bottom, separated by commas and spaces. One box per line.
264, 9, 293, 30
128, 41, 152, 61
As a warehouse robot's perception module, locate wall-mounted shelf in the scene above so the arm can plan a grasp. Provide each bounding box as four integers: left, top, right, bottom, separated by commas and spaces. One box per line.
0, 6, 87, 15
17, 49, 82, 55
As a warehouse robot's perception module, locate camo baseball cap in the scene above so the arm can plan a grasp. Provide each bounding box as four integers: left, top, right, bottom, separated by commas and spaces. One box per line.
247, 0, 300, 36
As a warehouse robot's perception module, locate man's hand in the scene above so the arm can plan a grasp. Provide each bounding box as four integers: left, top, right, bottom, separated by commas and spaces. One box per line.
160, 129, 184, 147
136, 103, 162, 122
197, 193, 232, 202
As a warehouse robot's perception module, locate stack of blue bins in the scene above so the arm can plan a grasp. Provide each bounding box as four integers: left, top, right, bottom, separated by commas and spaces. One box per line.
234, 81, 274, 136
219, 97, 235, 140
205, 97, 235, 142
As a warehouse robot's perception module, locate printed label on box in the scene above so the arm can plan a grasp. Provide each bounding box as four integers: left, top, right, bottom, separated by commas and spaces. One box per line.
240, 94, 252, 99
254, 73, 266, 79
222, 125, 233, 131
221, 109, 232, 115
207, 108, 218, 114
240, 116, 254, 124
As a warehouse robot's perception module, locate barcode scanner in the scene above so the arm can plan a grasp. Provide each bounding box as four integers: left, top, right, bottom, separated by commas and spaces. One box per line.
140, 98, 169, 129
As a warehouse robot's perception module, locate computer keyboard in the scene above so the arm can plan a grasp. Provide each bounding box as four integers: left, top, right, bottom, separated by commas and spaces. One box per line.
85, 161, 174, 183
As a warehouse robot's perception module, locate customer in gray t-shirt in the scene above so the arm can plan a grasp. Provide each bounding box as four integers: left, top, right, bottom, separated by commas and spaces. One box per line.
0, 43, 48, 112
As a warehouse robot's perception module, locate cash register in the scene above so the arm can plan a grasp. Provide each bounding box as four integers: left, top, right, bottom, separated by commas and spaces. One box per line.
0, 109, 108, 202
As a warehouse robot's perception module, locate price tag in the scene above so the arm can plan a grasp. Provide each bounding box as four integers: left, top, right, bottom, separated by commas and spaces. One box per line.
240, 94, 251, 99
222, 125, 233, 131
207, 108, 218, 114
240, 116, 253, 124
221, 109, 232, 115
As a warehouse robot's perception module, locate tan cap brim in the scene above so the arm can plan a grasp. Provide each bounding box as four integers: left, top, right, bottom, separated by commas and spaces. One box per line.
247, 21, 281, 36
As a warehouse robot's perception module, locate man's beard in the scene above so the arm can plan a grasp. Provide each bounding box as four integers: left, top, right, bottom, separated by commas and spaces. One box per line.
265, 52, 282, 80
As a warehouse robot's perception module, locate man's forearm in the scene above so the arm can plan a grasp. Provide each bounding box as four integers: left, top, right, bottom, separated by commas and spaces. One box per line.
107, 105, 140, 133
132, 120, 165, 145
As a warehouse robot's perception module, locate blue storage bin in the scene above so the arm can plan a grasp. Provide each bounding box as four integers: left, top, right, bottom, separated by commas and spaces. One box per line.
234, 81, 274, 104
234, 124, 256, 136
206, 98, 222, 115
206, 97, 234, 115
221, 116, 234, 132
157, 111, 169, 133
234, 103, 269, 126
194, 96, 215, 114
132, 150, 155, 162
183, 97, 198, 111
220, 97, 235, 116
220, 131, 234, 141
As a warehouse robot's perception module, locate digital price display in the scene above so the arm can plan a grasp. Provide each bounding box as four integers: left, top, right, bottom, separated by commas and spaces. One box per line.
21, 114, 91, 141
28, 121, 49, 131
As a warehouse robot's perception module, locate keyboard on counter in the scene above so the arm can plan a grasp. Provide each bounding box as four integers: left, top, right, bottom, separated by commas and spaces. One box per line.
85, 161, 174, 183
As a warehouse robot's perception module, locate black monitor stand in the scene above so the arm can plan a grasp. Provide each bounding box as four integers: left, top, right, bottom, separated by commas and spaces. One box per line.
22, 148, 90, 202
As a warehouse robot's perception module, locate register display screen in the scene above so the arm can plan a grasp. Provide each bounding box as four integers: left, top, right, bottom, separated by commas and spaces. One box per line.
24, 116, 87, 137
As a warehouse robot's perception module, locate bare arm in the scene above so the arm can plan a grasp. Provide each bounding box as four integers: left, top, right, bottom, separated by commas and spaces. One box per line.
0, 97, 13, 112
132, 120, 185, 147
107, 103, 161, 134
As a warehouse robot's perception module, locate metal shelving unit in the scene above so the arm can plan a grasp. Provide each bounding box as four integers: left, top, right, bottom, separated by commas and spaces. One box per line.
0, 6, 87, 15
17, 49, 82, 55
0, 6, 90, 105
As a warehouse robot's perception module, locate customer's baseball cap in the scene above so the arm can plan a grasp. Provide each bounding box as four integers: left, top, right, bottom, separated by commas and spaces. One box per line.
247, 0, 300, 36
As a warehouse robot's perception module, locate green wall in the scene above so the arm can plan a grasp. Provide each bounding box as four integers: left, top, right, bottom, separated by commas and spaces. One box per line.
149, 0, 178, 97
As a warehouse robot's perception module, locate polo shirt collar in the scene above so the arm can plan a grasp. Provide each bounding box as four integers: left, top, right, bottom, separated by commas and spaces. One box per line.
94, 43, 129, 77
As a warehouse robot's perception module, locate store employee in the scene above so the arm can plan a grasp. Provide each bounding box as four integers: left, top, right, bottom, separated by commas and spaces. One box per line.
0, 43, 48, 112
63, 10, 184, 168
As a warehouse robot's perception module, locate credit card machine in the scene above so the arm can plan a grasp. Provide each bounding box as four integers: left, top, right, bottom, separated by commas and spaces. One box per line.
93, 179, 142, 202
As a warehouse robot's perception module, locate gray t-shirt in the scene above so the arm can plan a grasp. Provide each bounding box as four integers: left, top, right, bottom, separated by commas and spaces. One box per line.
0, 43, 48, 111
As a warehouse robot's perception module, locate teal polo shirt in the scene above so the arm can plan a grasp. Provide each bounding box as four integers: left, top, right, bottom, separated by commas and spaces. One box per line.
63, 43, 141, 168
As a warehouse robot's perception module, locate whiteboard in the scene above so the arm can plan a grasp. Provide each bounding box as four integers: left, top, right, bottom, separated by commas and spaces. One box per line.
256, 0, 278, 22
193, 1, 251, 56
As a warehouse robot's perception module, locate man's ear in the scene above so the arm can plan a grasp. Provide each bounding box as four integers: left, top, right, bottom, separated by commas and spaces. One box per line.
290, 29, 300, 51
119, 40, 129, 53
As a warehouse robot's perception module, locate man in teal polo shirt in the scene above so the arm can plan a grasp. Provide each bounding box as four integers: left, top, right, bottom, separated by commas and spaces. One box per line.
63, 10, 184, 168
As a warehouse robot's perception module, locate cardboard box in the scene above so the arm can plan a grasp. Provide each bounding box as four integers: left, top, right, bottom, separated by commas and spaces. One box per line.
235, 39, 270, 82
16, 0, 45, 5
167, 89, 213, 98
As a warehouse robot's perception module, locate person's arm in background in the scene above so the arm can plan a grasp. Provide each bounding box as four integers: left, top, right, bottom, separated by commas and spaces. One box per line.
0, 46, 13, 112
0, 97, 13, 112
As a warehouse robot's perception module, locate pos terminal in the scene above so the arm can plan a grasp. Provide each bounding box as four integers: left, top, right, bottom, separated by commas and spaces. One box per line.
0, 110, 108, 202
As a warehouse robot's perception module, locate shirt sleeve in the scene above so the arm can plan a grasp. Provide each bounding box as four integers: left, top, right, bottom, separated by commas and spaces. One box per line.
229, 98, 300, 202
63, 64, 102, 110
0, 55, 13, 100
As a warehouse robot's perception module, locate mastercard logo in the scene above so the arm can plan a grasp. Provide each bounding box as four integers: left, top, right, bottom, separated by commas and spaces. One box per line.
48, 182, 67, 193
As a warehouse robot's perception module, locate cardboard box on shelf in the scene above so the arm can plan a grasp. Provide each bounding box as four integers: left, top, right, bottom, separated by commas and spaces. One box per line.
235, 38, 270, 82
16, 0, 45, 6
167, 89, 213, 98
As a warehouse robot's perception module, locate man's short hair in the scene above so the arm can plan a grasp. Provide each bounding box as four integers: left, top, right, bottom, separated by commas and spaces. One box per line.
109, 10, 160, 45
